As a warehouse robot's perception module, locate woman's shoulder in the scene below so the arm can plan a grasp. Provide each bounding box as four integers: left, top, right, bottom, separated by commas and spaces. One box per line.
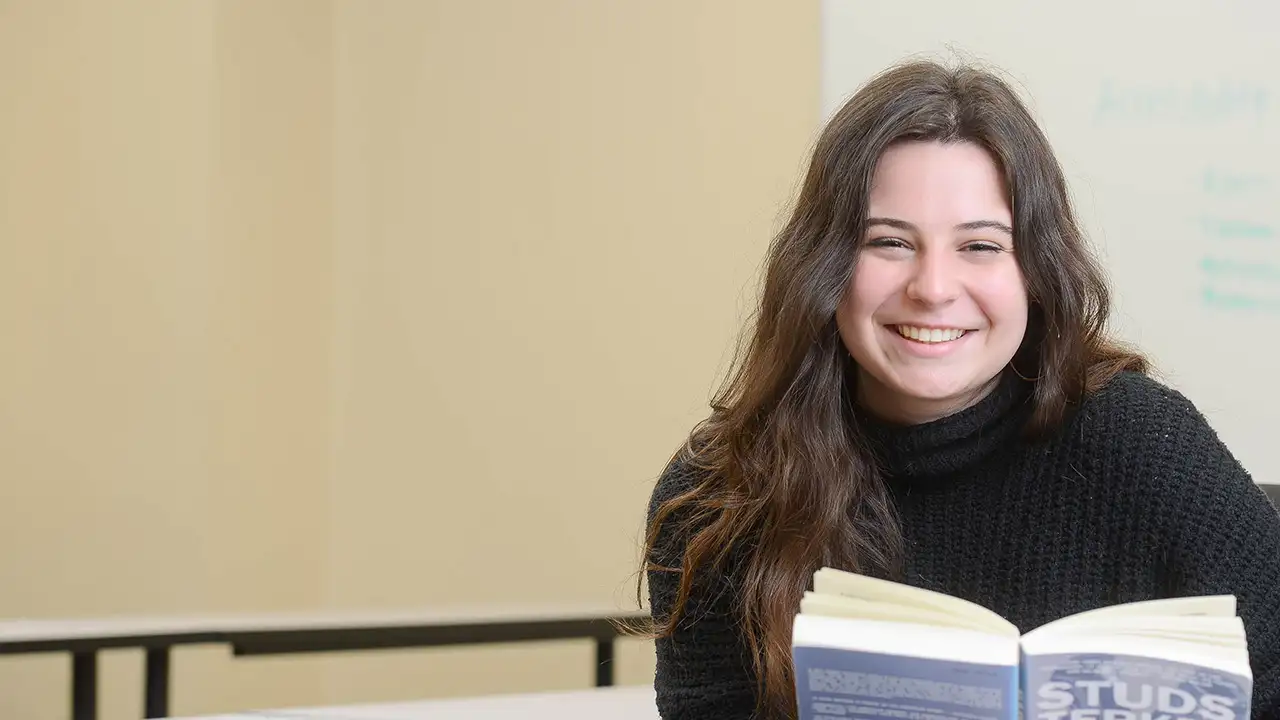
648, 445, 708, 517
646, 444, 718, 558
1070, 370, 1255, 492
1075, 370, 1213, 442
1081, 369, 1195, 415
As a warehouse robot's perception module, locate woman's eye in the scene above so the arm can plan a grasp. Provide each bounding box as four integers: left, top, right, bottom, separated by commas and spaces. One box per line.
865, 237, 909, 249
964, 242, 1004, 253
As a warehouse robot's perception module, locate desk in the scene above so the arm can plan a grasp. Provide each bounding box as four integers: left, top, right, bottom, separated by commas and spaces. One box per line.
0, 616, 224, 720
166, 686, 658, 720
0, 604, 648, 720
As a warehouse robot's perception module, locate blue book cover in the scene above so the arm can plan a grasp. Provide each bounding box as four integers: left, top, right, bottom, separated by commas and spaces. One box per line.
793, 644, 1018, 720
1022, 652, 1252, 720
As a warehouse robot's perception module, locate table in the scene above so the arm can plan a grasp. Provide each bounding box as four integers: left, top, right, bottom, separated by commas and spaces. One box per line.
0, 604, 649, 720
176, 685, 659, 720
164, 686, 658, 720
18, 488, 1280, 720
0, 616, 224, 720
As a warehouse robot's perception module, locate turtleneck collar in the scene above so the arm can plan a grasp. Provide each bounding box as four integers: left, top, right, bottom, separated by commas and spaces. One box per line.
854, 369, 1034, 482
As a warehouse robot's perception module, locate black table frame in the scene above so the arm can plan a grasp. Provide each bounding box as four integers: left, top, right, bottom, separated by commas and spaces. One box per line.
0, 612, 645, 720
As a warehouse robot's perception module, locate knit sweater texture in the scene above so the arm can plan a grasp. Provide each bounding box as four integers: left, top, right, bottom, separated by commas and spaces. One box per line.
647, 370, 1280, 719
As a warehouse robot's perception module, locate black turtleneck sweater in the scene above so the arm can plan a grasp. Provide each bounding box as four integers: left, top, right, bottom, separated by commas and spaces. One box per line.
647, 371, 1280, 719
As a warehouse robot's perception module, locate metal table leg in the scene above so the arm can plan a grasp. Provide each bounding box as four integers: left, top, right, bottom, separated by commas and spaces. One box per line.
72, 651, 97, 720
594, 638, 614, 687
144, 646, 171, 718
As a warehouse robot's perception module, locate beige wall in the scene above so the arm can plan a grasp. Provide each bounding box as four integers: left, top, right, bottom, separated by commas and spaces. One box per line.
0, 1, 817, 717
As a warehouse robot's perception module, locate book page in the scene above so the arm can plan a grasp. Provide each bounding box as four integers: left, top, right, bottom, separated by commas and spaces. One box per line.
801, 592, 1002, 634
1027, 596, 1237, 639
812, 568, 1018, 635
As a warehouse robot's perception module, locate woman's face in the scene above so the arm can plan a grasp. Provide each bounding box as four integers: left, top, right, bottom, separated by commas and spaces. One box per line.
836, 140, 1029, 425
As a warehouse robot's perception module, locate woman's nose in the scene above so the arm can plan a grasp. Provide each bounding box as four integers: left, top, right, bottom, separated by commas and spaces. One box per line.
905, 251, 960, 306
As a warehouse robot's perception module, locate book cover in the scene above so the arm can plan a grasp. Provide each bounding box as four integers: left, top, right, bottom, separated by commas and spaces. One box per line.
1022, 652, 1252, 720
794, 645, 1017, 720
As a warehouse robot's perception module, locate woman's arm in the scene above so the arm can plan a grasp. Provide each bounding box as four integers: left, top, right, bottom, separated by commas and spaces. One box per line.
647, 458, 760, 719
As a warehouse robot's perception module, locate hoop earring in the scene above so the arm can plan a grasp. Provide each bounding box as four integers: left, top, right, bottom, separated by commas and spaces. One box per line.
1008, 360, 1040, 382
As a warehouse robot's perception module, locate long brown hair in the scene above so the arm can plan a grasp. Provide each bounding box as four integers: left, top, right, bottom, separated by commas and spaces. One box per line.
638, 59, 1147, 719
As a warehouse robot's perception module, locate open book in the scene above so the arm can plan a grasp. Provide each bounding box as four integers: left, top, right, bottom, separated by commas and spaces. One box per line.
792, 567, 1252, 720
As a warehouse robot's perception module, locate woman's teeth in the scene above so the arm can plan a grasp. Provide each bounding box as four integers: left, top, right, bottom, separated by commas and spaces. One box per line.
895, 325, 967, 343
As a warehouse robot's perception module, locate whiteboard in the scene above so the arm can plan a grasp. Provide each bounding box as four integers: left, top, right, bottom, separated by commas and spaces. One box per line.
821, 0, 1279, 486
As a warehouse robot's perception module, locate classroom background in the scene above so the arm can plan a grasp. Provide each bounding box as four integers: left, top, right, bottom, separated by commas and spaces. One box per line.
2, 1, 1276, 718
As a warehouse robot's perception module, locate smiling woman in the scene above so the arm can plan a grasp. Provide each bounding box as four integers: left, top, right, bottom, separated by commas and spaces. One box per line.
636, 59, 1280, 720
